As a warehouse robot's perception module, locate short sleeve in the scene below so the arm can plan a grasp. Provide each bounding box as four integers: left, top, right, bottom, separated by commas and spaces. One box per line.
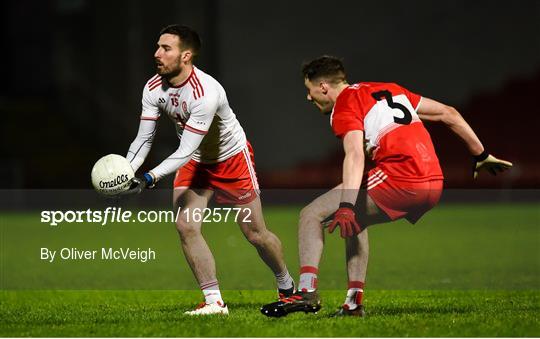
331, 89, 364, 138
400, 85, 422, 111
184, 87, 219, 135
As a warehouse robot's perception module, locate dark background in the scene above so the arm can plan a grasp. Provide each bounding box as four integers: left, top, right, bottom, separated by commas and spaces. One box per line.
1, 0, 539, 189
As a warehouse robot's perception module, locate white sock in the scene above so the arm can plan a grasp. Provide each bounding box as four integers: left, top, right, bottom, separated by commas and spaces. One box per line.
344, 288, 363, 308
275, 270, 294, 290
298, 266, 318, 292
200, 280, 223, 305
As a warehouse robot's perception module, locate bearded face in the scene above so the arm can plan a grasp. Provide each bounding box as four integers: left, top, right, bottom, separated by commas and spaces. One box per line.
154, 34, 185, 79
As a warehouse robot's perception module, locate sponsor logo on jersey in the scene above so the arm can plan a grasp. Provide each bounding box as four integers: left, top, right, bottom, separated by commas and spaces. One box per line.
416, 142, 432, 162
158, 97, 166, 104
238, 191, 252, 200
182, 101, 188, 113
99, 174, 130, 189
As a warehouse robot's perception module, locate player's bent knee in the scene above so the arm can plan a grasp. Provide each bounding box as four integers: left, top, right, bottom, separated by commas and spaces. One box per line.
299, 204, 324, 225
175, 219, 200, 239
177, 226, 200, 240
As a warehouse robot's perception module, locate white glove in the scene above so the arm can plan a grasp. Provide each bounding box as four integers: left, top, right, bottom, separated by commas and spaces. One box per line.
473, 151, 513, 179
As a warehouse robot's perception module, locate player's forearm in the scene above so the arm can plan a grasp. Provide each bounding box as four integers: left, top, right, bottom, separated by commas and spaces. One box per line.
126, 120, 156, 172
148, 153, 192, 182
341, 150, 364, 205
443, 107, 484, 156
149, 129, 204, 182
340, 131, 365, 205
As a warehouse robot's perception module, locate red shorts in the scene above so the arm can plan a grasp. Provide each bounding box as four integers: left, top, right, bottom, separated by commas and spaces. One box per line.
173, 142, 260, 205
364, 168, 443, 224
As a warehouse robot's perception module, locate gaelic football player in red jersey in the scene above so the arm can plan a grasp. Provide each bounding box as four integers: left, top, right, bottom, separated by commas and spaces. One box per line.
124, 25, 295, 315
261, 55, 512, 317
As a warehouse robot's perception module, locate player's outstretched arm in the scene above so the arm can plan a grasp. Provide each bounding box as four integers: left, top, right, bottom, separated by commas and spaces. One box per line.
148, 128, 205, 183
121, 128, 205, 196
118, 118, 158, 196
147, 93, 217, 186
126, 119, 157, 173
417, 97, 483, 155
417, 97, 512, 178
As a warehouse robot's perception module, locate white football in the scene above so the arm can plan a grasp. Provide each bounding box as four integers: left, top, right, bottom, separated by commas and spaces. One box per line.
91, 154, 134, 195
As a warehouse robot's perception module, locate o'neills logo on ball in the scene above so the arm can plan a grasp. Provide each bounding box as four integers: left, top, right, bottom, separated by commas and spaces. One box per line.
99, 174, 130, 189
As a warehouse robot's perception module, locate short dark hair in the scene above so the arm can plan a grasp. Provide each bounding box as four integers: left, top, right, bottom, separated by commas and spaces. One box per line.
302, 55, 347, 84
159, 24, 201, 58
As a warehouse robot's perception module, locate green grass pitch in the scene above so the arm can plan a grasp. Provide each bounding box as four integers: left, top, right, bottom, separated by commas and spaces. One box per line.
1, 203, 539, 336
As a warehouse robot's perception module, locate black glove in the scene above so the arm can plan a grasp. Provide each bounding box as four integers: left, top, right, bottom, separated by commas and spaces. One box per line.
119, 173, 155, 196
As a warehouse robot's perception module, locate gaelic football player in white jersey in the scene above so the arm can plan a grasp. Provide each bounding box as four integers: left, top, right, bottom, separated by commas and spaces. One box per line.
124, 25, 295, 315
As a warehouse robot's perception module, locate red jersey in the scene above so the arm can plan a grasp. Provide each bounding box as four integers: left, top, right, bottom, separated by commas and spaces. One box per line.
331, 82, 443, 182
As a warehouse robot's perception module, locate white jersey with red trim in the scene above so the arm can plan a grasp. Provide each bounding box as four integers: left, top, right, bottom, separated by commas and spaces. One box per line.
141, 66, 247, 164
